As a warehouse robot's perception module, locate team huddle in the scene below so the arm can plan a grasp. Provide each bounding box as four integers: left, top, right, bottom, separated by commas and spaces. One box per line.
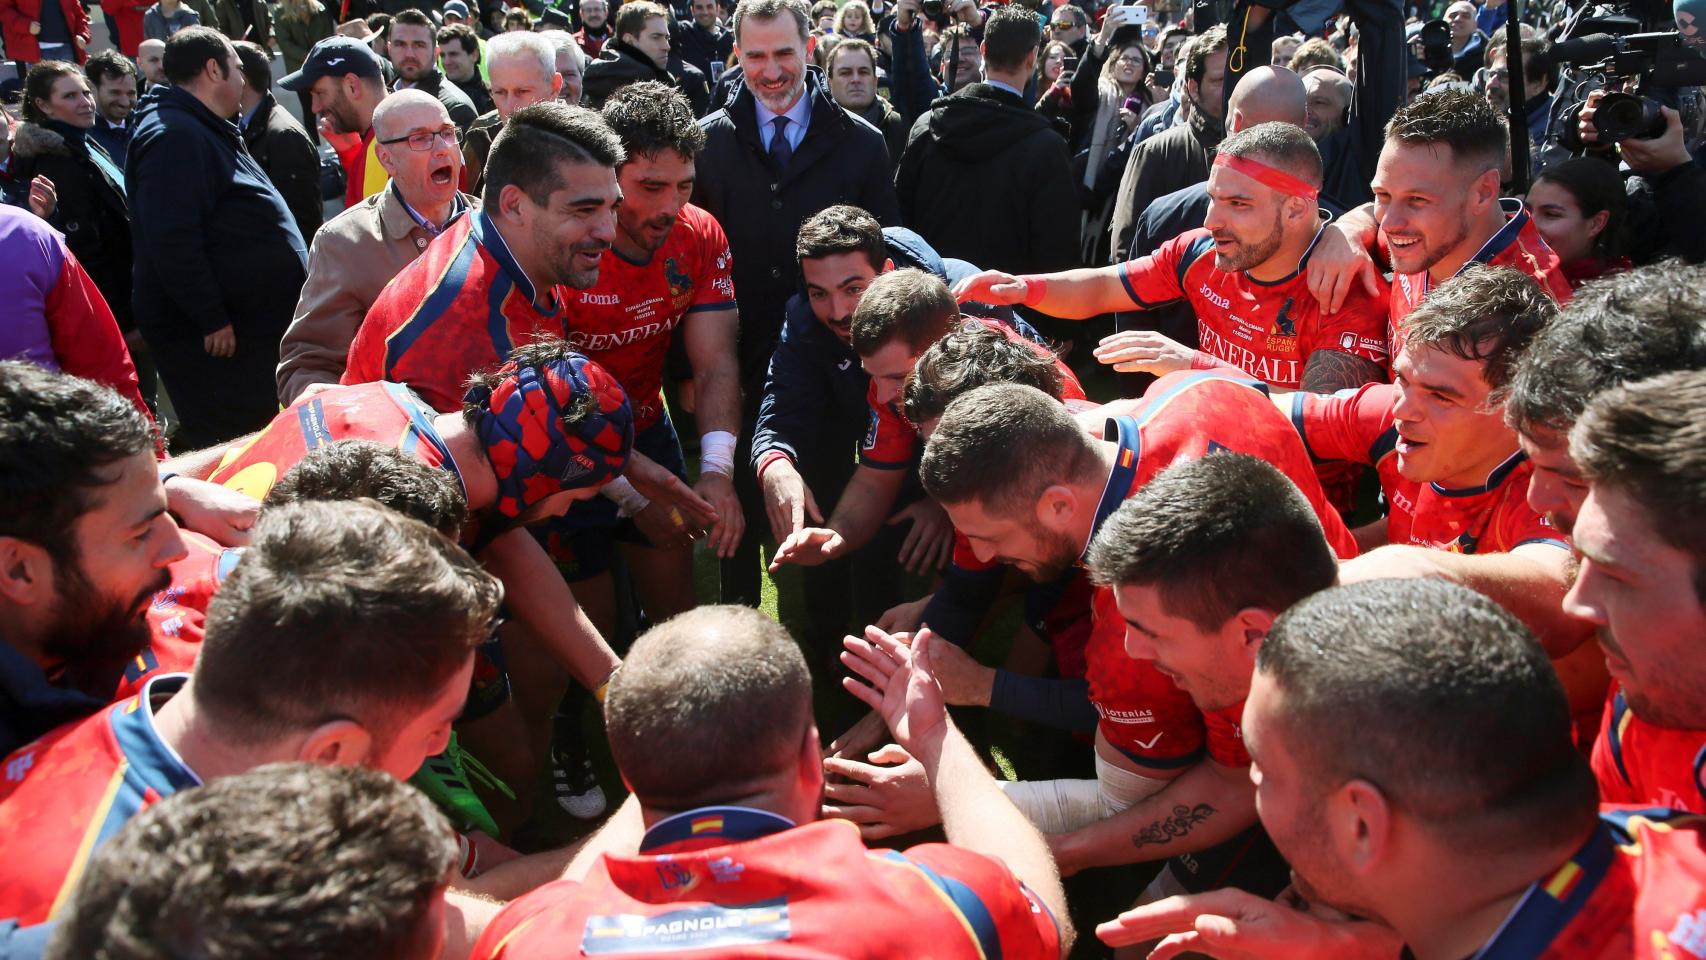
4, 8, 1706, 956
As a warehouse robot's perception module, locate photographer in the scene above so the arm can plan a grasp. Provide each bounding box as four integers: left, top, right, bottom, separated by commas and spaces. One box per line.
1577, 87, 1706, 261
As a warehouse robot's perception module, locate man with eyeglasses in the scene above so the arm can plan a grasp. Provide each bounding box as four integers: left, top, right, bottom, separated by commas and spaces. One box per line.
1048, 5, 1087, 58
277, 89, 476, 402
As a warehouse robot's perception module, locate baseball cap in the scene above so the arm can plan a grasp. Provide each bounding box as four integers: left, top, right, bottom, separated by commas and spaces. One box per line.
279, 36, 384, 92
442, 0, 470, 20
540, 7, 571, 28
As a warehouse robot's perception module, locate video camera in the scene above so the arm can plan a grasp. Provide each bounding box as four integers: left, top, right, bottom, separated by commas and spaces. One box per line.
1549, 2, 1706, 141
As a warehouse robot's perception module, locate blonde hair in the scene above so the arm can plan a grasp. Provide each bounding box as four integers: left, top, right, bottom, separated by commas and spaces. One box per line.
835, 0, 872, 35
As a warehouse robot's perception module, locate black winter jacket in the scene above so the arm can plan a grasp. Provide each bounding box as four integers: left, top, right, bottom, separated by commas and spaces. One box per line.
10, 120, 134, 329
896, 83, 1079, 276
240, 93, 323, 242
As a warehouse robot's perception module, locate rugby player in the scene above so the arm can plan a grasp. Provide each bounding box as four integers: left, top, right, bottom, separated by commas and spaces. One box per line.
1100, 579, 1706, 960
0, 500, 500, 926
1566, 369, 1706, 813
1288, 267, 1580, 654
1305, 88, 1572, 350
769, 269, 1082, 574
1505, 264, 1706, 811
545, 81, 742, 636
955, 122, 1391, 397
469, 605, 1072, 959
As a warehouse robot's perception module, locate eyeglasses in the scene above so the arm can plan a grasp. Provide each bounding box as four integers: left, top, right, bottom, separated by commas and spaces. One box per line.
1115, 54, 1145, 66
380, 125, 457, 151
1051, 20, 1079, 28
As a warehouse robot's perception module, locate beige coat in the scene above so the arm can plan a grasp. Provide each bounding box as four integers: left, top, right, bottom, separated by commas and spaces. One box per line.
275, 187, 477, 404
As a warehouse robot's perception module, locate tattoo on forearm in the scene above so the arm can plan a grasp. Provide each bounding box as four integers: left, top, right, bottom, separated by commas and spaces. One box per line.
1301, 349, 1386, 395
1130, 804, 1217, 849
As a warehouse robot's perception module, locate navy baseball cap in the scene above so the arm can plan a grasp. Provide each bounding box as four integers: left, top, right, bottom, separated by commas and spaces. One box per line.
442, 0, 470, 19
279, 36, 384, 91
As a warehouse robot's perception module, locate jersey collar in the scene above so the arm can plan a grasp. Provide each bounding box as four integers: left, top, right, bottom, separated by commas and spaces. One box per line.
1247, 215, 1331, 288
1465, 198, 1531, 272
640, 806, 798, 853
380, 382, 467, 501
1429, 448, 1527, 498
470, 209, 559, 315
1084, 415, 1143, 562
110, 673, 203, 797
1471, 820, 1616, 960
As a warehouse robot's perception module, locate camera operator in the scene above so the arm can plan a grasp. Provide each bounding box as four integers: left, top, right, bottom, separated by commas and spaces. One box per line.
1577, 86, 1706, 261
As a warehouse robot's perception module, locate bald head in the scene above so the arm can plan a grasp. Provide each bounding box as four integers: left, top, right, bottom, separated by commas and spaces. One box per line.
1302, 66, 1352, 140
1227, 65, 1307, 132
138, 38, 166, 83
372, 88, 449, 141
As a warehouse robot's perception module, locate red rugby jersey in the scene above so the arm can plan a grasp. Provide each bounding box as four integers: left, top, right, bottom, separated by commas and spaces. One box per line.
1387, 199, 1572, 357
119, 532, 242, 701
1077, 372, 1359, 767
860, 318, 1086, 470
344, 210, 569, 412
205, 381, 460, 503
0, 675, 197, 925
1118, 227, 1390, 391
1593, 685, 1706, 814
566, 205, 736, 431
471, 807, 1060, 959
1474, 808, 1706, 959
1289, 383, 1567, 553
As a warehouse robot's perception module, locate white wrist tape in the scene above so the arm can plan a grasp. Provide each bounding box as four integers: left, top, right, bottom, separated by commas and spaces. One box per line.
601, 476, 651, 518
699, 430, 738, 477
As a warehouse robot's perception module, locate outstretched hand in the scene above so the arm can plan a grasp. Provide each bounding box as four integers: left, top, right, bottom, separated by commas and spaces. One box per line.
840, 626, 950, 758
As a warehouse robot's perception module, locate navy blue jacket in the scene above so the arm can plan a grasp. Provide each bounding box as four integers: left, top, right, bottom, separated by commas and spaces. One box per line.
750, 227, 1010, 482
126, 84, 307, 342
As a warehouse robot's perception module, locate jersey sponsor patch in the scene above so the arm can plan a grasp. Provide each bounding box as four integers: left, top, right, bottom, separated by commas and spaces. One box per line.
581, 897, 791, 954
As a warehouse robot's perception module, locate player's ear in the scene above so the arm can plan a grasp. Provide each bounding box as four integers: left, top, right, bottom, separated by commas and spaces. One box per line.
0, 537, 53, 606
1337, 778, 1393, 874
1034, 484, 1077, 531
296, 719, 375, 768
1231, 606, 1276, 656
797, 722, 824, 793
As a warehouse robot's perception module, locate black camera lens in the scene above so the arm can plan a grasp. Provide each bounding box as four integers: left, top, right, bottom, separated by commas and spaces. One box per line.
1594, 92, 1668, 141
921, 0, 944, 16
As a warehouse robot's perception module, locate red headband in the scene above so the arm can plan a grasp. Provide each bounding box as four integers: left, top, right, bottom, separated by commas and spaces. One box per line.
1213, 154, 1320, 201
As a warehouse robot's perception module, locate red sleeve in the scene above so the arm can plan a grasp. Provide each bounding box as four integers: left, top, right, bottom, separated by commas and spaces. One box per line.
44, 244, 153, 426
1118, 229, 1209, 309
470, 879, 582, 959
859, 386, 917, 470
898, 843, 1062, 960
1287, 382, 1397, 466
1307, 280, 1393, 373
951, 530, 996, 571
686, 207, 737, 313
1494, 475, 1569, 551
68, 0, 90, 44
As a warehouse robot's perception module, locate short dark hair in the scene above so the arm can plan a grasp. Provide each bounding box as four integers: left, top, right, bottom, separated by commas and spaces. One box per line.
193, 500, 501, 747
981, 5, 1040, 72
903, 322, 1064, 426
1531, 157, 1626, 260
22, 59, 83, 124
437, 22, 479, 55
461, 338, 597, 434
483, 100, 624, 208
391, 7, 435, 31
1089, 454, 1336, 632
83, 50, 136, 90
606, 606, 812, 811
0, 363, 154, 570
601, 80, 705, 160
795, 204, 885, 270
1505, 262, 1706, 440
1401, 264, 1557, 400
162, 26, 232, 86
233, 39, 271, 94
1184, 23, 1228, 83
1488, 32, 1551, 88
849, 268, 959, 357
922, 383, 1099, 514
366, 11, 394, 38
1385, 87, 1507, 174
615, 0, 668, 39
264, 440, 470, 534
503, 8, 531, 29
1216, 121, 1323, 189
45, 763, 455, 960
1257, 578, 1598, 853
1571, 369, 1706, 598
829, 36, 877, 73
732, 0, 810, 45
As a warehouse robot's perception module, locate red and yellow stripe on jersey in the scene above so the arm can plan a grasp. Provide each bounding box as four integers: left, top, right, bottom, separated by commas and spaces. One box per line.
1476, 808, 1706, 959
1387, 199, 1572, 358
0, 675, 198, 925
343, 210, 568, 413
471, 806, 1060, 959
205, 380, 459, 503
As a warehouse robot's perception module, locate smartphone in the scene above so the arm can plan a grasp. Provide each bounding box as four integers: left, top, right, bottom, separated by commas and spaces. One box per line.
1062, 55, 1080, 74
1152, 67, 1175, 87
1123, 2, 1149, 21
